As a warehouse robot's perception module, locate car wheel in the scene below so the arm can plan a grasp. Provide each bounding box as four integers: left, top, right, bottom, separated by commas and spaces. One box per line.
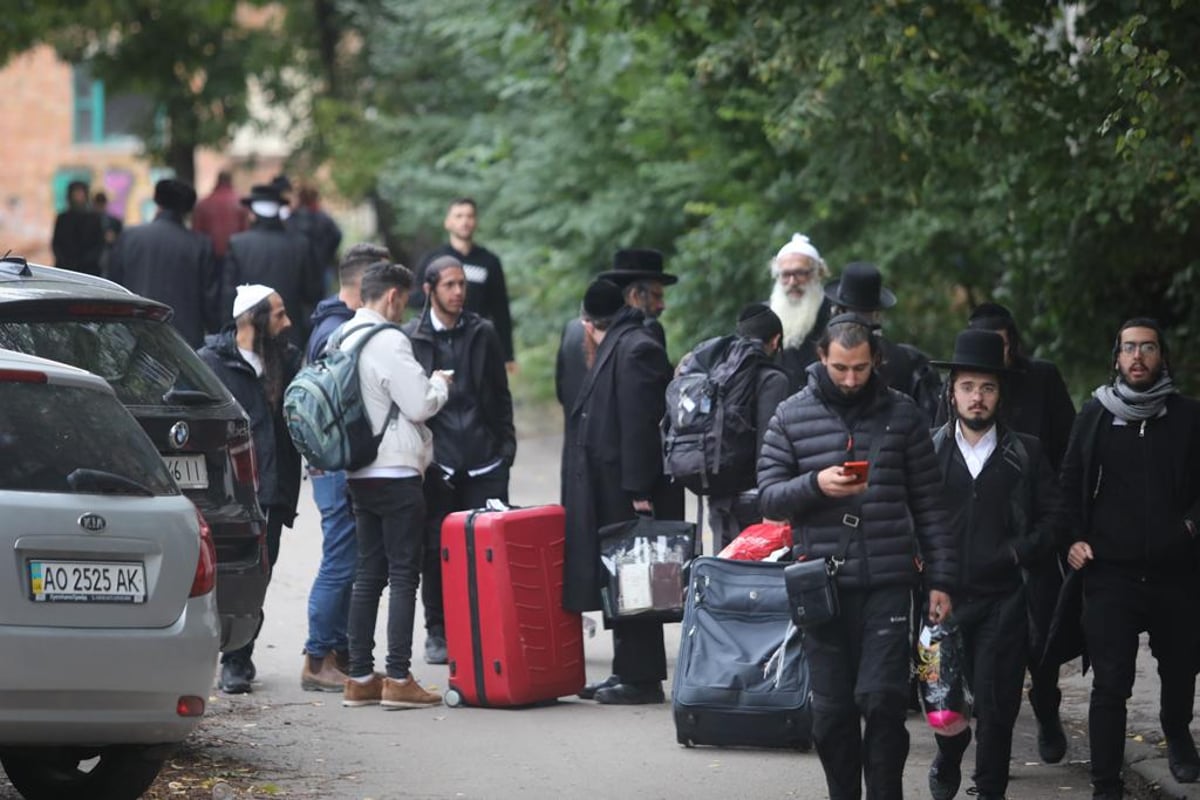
0, 744, 168, 800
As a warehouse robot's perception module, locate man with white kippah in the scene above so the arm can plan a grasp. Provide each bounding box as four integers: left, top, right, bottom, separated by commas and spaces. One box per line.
199, 283, 303, 694
769, 233, 832, 393
222, 184, 321, 349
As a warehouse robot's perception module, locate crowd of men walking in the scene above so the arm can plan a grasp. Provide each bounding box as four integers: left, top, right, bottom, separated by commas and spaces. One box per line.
48, 174, 1200, 800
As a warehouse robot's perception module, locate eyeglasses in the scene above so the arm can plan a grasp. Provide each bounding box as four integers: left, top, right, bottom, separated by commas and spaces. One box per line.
954, 382, 999, 397
1119, 341, 1160, 356
779, 269, 815, 283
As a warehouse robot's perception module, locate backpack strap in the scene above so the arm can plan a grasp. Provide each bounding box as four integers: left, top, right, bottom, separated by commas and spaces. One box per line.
333, 321, 404, 437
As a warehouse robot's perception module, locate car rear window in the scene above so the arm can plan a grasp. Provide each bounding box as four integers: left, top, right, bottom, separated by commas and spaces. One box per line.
0, 319, 229, 407
0, 383, 179, 495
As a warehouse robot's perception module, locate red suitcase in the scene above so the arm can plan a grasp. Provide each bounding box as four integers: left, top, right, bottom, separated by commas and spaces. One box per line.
440, 504, 585, 707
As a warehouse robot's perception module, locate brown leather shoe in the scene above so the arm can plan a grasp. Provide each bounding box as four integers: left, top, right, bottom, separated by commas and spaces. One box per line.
302, 653, 348, 693
342, 673, 384, 707
381, 675, 442, 709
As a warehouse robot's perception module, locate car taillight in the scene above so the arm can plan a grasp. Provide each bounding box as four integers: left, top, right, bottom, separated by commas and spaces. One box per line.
190, 506, 217, 597
228, 432, 259, 493
0, 369, 48, 383
65, 301, 171, 321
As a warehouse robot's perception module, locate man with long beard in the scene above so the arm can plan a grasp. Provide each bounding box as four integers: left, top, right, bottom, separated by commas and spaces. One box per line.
199, 284, 303, 694
768, 233, 831, 393
1061, 318, 1200, 799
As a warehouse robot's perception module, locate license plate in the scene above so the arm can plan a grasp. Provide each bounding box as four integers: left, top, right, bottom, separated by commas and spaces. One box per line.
163, 453, 208, 489
29, 561, 146, 603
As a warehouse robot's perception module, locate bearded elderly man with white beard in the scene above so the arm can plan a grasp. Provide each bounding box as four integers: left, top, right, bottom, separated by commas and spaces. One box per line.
768, 233, 832, 394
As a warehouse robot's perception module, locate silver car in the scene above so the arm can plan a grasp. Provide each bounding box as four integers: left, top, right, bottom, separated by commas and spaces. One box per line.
0, 350, 220, 799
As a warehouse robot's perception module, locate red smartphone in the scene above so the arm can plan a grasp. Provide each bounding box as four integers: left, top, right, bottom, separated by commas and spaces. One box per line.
842, 461, 869, 483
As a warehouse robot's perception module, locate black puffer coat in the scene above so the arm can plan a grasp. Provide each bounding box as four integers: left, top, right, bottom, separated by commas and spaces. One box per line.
758, 364, 956, 592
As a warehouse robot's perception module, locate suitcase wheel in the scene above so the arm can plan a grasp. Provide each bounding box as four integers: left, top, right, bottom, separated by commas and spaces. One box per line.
444, 688, 464, 708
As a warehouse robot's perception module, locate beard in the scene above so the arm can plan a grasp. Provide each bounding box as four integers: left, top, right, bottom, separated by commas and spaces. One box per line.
960, 413, 995, 432
256, 330, 291, 406
770, 282, 825, 350
1119, 361, 1163, 391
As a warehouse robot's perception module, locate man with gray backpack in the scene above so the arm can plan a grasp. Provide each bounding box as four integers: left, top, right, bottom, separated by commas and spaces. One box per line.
663, 303, 789, 549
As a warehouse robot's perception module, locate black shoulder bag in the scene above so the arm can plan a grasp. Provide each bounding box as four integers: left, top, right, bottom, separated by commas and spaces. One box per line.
784, 412, 888, 628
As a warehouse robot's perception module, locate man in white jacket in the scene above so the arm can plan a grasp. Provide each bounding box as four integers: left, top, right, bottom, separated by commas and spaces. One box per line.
337, 261, 453, 709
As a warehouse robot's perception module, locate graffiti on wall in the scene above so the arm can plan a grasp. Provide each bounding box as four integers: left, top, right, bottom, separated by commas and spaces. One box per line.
102, 168, 134, 221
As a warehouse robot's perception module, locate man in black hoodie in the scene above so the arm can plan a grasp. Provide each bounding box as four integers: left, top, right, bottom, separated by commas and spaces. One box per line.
199, 285, 302, 694
926, 329, 1065, 800
403, 255, 516, 665
1062, 318, 1200, 798
299, 243, 389, 692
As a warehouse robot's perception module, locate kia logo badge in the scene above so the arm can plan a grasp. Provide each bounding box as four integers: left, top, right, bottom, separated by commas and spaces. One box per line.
169, 421, 190, 450
79, 514, 107, 533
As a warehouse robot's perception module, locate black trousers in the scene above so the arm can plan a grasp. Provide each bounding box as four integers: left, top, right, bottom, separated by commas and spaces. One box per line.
1083, 565, 1200, 794
1025, 555, 1067, 724
421, 466, 510, 633
612, 617, 667, 684
934, 589, 1028, 797
803, 586, 913, 800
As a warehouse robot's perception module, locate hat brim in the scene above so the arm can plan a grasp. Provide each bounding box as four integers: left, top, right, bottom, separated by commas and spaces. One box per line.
597, 269, 678, 287
929, 359, 1016, 374
823, 279, 896, 311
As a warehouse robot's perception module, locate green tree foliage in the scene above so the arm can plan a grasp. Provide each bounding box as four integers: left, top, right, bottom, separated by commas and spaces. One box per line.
2, 1, 279, 184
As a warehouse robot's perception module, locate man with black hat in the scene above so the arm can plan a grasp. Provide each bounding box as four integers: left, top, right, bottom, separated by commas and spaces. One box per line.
768, 232, 832, 393
1060, 318, 1200, 798
925, 329, 1065, 800
824, 262, 941, 423
221, 183, 321, 348
555, 248, 680, 500
934, 301, 1078, 762
675, 302, 789, 549
758, 312, 956, 800
410, 198, 515, 367
109, 178, 219, 348
562, 278, 677, 705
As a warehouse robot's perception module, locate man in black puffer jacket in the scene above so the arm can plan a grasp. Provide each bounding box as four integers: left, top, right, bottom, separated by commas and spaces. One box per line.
759, 314, 956, 800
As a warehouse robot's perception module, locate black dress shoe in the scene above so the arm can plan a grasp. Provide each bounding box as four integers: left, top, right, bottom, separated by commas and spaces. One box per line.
1037, 709, 1068, 764
219, 658, 253, 694
1167, 734, 1200, 783
577, 674, 619, 700
928, 752, 962, 800
594, 681, 665, 705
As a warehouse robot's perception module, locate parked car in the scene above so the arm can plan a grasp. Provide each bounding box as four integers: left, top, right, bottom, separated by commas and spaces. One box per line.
0, 255, 267, 651
0, 349, 219, 799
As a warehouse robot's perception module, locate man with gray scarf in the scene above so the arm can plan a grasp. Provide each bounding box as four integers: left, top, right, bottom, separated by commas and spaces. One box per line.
1061, 317, 1200, 799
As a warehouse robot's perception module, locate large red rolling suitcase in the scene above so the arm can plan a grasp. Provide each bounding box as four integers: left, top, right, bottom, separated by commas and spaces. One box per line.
440, 504, 585, 708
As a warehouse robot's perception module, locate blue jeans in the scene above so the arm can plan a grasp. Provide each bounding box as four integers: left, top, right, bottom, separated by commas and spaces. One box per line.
346, 476, 425, 679
304, 470, 357, 658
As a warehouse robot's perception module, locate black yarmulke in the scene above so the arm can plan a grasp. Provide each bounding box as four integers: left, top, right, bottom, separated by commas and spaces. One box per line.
736, 302, 782, 341
583, 279, 625, 318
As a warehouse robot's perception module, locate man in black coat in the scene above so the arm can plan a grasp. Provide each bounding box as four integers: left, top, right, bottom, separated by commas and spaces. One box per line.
221, 185, 321, 349
925, 329, 1066, 800
108, 179, 220, 348
199, 284, 302, 694
403, 255, 516, 666
758, 314, 956, 800
562, 279, 678, 705
768, 233, 832, 393
555, 248, 680, 502
934, 302, 1078, 762
824, 262, 942, 424
409, 198, 515, 367
51, 180, 105, 276
1061, 318, 1200, 798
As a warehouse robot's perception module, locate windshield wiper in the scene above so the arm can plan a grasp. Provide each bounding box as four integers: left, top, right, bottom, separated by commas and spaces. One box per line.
66, 468, 154, 496
162, 388, 220, 405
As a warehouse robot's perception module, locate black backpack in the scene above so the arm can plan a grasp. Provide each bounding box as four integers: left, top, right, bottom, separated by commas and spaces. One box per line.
662, 335, 770, 496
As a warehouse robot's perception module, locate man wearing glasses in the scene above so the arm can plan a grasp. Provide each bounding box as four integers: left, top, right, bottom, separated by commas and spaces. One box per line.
1061, 318, 1200, 798
768, 233, 831, 393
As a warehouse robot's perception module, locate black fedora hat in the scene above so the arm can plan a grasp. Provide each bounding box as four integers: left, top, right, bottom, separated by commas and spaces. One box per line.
931, 329, 1013, 374
823, 262, 896, 311
240, 184, 288, 208
597, 248, 678, 287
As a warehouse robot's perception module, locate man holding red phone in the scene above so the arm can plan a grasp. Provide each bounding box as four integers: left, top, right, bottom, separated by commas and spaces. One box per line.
759, 312, 956, 800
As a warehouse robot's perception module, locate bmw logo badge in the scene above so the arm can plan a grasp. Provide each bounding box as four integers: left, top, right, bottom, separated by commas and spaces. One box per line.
169, 421, 190, 450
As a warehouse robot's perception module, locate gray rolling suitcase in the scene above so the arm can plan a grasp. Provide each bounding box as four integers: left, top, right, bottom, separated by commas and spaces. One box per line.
672, 556, 813, 749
